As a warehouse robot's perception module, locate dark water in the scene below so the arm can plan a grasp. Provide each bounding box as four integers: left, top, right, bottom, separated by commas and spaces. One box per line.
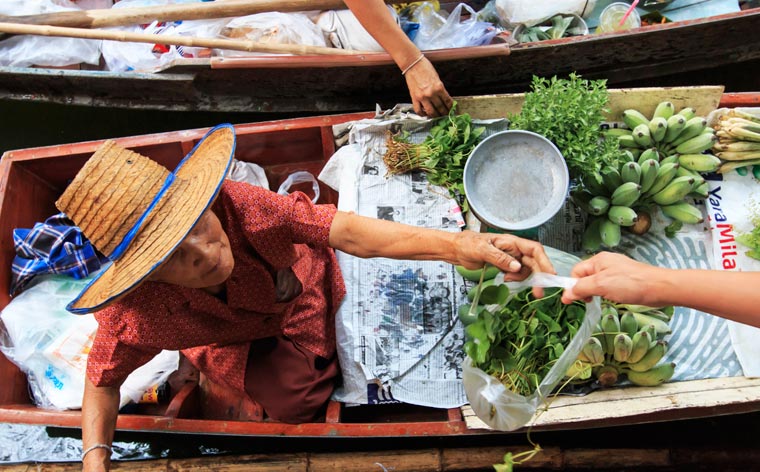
0, 424, 160, 463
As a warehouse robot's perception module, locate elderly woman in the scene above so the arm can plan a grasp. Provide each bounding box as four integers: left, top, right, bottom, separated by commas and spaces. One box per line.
64, 125, 553, 471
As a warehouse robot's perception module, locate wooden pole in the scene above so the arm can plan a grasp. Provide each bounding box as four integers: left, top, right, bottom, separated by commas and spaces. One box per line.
0, 22, 369, 56
0, 0, 409, 29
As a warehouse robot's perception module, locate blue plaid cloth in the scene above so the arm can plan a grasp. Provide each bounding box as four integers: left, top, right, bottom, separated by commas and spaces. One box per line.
10, 213, 105, 296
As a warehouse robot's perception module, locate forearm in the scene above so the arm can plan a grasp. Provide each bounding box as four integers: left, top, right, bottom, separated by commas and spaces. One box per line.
330, 211, 458, 262
82, 378, 120, 471
342, 0, 421, 69
652, 268, 760, 326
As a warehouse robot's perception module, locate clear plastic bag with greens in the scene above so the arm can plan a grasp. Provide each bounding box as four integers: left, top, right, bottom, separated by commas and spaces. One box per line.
462, 247, 602, 431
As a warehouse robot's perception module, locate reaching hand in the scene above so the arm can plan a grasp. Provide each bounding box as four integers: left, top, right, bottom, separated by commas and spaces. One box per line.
561, 252, 665, 306
403, 57, 453, 117
455, 231, 555, 297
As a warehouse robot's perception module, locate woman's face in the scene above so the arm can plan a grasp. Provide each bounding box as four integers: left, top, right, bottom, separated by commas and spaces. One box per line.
150, 209, 234, 289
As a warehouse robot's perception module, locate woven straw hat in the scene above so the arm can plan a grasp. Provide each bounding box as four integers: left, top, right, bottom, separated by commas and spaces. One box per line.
57, 124, 235, 314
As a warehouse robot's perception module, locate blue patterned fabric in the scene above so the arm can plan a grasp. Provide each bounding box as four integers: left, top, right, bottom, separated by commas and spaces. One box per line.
11, 213, 104, 296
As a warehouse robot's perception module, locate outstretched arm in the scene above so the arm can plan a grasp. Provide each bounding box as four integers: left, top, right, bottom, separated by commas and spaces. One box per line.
342, 0, 453, 117
329, 211, 554, 281
562, 252, 760, 327
81, 377, 120, 472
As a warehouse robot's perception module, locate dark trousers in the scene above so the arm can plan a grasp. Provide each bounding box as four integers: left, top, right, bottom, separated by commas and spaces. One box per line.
244, 336, 339, 423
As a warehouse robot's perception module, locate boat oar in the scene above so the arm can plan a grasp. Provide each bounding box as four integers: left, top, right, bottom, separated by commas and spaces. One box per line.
0, 21, 370, 56
0, 0, 409, 29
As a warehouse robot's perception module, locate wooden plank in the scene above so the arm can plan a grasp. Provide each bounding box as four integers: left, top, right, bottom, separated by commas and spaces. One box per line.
457, 86, 725, 122
309, 449, 439, 472
462, 376, 760, 431
6, 445, 760, 471
563, 449, 671, 468
442, 446, 564, 470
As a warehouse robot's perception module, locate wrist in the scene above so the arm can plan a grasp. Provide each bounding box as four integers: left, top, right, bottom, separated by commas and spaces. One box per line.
646, 266, 678, 307
82, 443, 112, 462
400, 53, 425, 76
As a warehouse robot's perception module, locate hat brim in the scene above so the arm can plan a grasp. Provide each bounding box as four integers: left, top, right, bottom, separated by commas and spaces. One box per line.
67, 124, 236, 314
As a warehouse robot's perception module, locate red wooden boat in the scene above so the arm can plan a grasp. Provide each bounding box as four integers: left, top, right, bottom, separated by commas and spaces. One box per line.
1, 89, 759, 440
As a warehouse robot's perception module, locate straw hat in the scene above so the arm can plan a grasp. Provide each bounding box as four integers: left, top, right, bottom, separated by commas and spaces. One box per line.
56, 124, 236, 314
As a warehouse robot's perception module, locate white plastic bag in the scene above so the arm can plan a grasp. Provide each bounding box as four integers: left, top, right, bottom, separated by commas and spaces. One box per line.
277, 171, 320, 203
0, 1, 101, 68
102, 0, 226, 72
414, 3, 499, 51
227, 159, 269, 189
217, 12, 327, 57
462, 247, 602, 431
494, 0, 598, 27
0, 275, 178, 410
316, 7, 398, 51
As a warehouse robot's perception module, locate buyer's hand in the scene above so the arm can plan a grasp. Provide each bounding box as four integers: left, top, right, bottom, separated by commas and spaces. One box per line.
404, 57, 453, 117
561, 252, 664, 306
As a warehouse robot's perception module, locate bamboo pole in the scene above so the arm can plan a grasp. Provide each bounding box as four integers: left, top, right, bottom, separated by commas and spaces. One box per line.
0, 0, 409, 29
0, 21, 369, 56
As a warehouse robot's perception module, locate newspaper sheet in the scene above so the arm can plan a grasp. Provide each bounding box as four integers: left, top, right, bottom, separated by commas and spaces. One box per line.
322, 109, 509, 408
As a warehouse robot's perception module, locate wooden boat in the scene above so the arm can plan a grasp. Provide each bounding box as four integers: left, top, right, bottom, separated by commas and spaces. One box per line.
0, 7, 758, 113
1, 87, 760, 442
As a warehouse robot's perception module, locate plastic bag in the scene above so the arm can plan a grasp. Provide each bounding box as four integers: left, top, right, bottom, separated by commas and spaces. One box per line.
461, 246, 602, 431
494, 0, 599, 27
0, 275, 178, 410
217, 12, 328, 57
227, 159, 269, 189
73, 0, 113, 8
0, 1, 101, 68
414, 3, 499, 51
316, 7, 398, 51
102, 0, 226, 72
277, 171, 320, 203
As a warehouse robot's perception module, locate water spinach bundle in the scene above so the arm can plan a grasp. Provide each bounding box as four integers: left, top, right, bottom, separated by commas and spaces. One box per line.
462, 282, 586, 397
382, 102, 485, 211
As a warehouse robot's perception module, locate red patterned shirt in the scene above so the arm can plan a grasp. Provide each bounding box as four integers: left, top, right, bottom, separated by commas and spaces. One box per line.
86, 180, 345, 394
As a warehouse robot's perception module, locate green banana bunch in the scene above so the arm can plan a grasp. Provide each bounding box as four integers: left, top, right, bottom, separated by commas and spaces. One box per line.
565, 302, 676, 388
610, 103, 718, 174
624, 362, 676, 387
575, 101, 717, 251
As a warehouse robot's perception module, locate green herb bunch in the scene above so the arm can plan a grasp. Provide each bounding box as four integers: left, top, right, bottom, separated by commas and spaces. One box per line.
509, 73, 620, 180
383, 102, 485, 210
737, 198, 760, 260
464, 286, 586, 397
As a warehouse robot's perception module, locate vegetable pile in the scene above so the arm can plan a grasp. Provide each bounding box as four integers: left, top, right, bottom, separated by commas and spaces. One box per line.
457, 266, 586, 397
737, 199, 760, 261
457, 265, 677, 392
712, 109, 760, 175
516, 14, 583, 43
382, 102, 485, 211
509, 73, 620, 180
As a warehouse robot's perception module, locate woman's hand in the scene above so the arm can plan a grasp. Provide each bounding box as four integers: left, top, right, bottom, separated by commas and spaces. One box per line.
454, 231, 555, 281
403, 57, 453, 117
454, 231, 555, 298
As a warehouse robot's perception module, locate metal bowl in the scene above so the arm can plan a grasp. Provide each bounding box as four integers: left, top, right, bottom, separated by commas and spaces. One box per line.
463, 130, 569, 231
